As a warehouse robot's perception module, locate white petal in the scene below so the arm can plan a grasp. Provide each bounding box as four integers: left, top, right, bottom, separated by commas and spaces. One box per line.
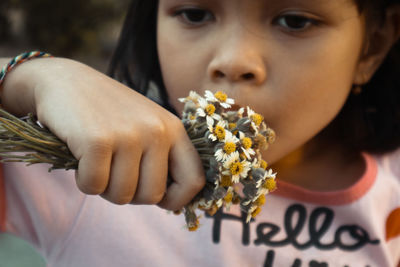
208, 134, 217, 141
212, 113, 222, 121
222, 170, 231, 176
226, 98, 235, 105
223, 151, 240, 168
232, 174, 240, 183
206, 116, 214, 127
242, 148, 251, 159
205, 90, 216, 101
246, 214, 252, 223
224, 130, 232, 140
243, 199, 252, 206
217, 120, 227, 128
251, 121, 259, 133
189, 91, 200, 99
198, 97, 208, 108
221, 102, 231, 109
197, 108, 206, 117
214, 149, 225, 162
247, 106, 255, 116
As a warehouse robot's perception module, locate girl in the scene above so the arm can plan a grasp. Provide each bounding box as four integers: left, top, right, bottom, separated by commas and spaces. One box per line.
1, 0, 400, 266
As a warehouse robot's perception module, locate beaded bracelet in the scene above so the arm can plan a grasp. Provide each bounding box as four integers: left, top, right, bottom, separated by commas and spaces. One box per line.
0, 51, 53, 87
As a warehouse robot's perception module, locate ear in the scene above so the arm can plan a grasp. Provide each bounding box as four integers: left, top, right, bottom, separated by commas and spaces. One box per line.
354, 5, 400, 85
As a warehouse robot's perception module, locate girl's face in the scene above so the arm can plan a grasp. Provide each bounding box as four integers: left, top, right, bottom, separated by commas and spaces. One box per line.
157, 0, 366, 164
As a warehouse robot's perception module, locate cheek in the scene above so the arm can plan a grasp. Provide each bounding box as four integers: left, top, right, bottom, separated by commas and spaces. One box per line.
259, 44, 361, 163
157, 27, 210, 114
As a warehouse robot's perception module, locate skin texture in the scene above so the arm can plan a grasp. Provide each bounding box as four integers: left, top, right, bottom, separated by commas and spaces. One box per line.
157, 0, 400, 190
0, 0, 398, 207
0, 57, 205, 210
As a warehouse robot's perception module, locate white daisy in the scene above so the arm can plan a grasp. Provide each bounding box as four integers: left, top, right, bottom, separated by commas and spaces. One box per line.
197, 97, 222, 124
237, 107, 245, 117
223, 187, 235, 210
245, 205, 259, 223
239, 132, 256, 160
178, 91, 202, 104
204, 90, 235, 109
255, 168, 277, 188
215, 131, 240, 162
246, 106, 264, 133
222, 151, 251, 183
208, 120, 227, 142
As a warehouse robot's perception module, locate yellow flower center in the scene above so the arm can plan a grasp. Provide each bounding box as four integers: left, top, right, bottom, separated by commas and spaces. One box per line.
224, 192, 233, 203
188, 218, 200, 232
228, 122, 237, 130
189, 115, 196, 120
220, 175, 233, 187
214, 126, 225, 140
251, 206, 262, 218
232, 195, 241, 204
263, 178, 277, 192
224, 142, 236, 154
267, 128, 276, 144
251, 113, 263, 126
188, 224, 199, 232
214, 91, 227, 102
230, 161, 243, 175
260, 160, 268, 170
206, 204, 218, 216
255, 194, 266, 206
242, 137, 252, 149
205, 104, 216, 115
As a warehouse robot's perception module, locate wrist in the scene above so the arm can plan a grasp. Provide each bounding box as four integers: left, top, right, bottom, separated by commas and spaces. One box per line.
0, 55, 54, 116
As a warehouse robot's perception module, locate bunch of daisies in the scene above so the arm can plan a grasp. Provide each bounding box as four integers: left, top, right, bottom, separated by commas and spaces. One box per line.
177, 91, 277, 231
0, 90, 277, 232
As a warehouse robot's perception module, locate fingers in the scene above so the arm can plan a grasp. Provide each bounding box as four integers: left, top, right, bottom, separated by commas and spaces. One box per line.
74, 118, 205, 210
158, 129, 205, 211
78, 137, 169, 206
130, 143, 169, 205
75, 139, 113, 195
100, 144, 141, 205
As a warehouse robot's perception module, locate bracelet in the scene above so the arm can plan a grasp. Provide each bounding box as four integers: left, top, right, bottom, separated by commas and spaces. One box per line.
0, 51, 53, 87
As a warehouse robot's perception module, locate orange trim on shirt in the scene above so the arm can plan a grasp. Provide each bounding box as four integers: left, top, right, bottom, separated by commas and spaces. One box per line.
0, 163, 5, 231
272, 153, 378, 206
386, 207, 400, 242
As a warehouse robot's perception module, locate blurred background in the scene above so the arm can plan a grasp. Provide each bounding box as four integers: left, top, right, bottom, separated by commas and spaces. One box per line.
0, 0, 131, 72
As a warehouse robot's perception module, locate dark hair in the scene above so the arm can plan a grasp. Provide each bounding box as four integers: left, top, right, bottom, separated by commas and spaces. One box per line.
109, 0, 400, 154
108, 0, 174, 110
329, 0, 400, 154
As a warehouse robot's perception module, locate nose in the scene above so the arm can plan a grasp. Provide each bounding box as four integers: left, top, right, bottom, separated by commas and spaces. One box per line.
208, 32, 267, 85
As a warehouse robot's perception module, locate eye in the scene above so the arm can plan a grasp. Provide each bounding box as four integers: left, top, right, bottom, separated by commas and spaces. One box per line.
275, 14, 319, 32
174, 8, 214, 26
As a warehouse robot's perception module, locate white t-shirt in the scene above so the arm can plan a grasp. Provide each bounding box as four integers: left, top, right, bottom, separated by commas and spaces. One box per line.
1, 149, 400, 267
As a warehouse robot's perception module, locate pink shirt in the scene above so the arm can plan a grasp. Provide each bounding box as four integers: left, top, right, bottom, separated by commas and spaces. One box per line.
1, 149, 400, 266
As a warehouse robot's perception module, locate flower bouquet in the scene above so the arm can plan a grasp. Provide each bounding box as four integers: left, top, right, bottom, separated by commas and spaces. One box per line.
0, 90, 276, 231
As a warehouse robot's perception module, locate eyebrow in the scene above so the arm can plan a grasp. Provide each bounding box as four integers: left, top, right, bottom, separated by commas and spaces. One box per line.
265, 0, 355, 10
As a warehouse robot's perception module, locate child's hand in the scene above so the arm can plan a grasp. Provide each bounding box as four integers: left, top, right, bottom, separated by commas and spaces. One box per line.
1, 57, 205, 211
